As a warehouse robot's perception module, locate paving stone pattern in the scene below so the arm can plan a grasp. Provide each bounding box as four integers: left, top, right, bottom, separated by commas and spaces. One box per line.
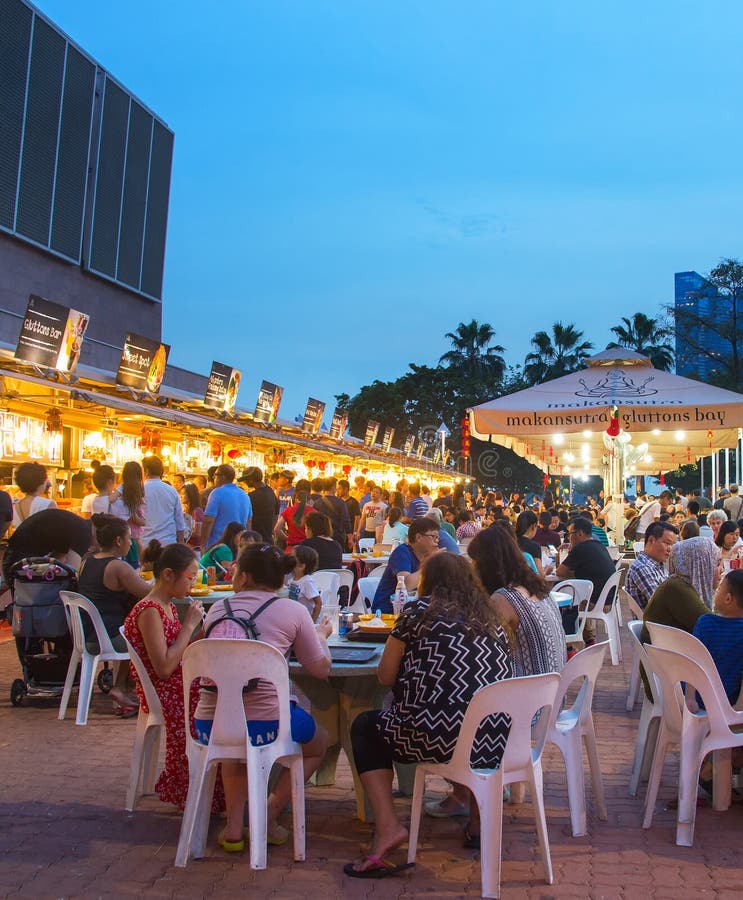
1, 603, 742, 899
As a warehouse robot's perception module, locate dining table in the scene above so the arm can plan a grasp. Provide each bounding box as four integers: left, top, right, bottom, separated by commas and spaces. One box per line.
290, 633, 388, 822
341, 553, 390, 569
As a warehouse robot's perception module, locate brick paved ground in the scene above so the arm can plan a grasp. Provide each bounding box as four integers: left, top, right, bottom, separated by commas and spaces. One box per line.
1, 606, 742, 899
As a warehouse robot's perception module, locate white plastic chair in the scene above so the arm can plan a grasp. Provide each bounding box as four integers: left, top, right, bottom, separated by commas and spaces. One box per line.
583, 570, 622, 665
407, 673, 561, 899
357, 538, 375, 552
312, 571, 341, 607
118, 626, 165, 811
547, 641, 609, 836
552, 579, 592, 647
320, 568, 354, 606
58, 591, 130, 726
356, 576, 382, 612
175, 639, 305, 870
643, 645, 743, 846
626, 620, 663, 797
622, 588, 646, 711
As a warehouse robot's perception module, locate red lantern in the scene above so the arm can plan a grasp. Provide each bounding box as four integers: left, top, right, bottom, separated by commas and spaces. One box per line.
306, 459, 316, 470
210, 440, 222, 460
687, 446, 692, 463
45, 407, 63, 433
659, 472, 665, 485
362, 468, 368, 475
318, 460, 326, 471
543, 472, 549, 488
707, 429, 714, 448
227, 447, 240, 460
342, 464, 352, 476
606, 405, 621, 438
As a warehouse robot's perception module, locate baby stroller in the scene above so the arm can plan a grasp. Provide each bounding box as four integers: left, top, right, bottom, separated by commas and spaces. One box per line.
8, 556, 78, 706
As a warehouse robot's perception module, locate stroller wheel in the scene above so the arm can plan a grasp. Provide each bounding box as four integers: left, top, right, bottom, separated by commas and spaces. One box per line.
10, 679, 25, 706
97, 668, 114, 693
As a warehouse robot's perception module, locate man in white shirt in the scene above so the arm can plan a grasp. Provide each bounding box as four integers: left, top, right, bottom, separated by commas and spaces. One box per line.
140, 455, 186, 545
637, 491, 673, 541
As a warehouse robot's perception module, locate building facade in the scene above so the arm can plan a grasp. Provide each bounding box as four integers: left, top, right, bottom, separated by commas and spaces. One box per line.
674, 271, 728, 381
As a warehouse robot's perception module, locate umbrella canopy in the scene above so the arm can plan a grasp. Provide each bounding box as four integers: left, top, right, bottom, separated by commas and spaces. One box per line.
469, 349, 743, 476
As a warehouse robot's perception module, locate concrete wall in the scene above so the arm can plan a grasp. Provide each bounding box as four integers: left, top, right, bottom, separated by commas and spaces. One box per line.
0, 231, 162, 372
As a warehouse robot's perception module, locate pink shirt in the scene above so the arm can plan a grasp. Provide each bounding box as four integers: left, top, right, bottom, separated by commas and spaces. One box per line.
194, 589, 327, 721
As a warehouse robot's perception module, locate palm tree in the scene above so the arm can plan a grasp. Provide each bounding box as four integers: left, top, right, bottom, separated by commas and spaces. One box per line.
523, 322, 593, 384
439, 319, 506, 382
607, 312, 674, 371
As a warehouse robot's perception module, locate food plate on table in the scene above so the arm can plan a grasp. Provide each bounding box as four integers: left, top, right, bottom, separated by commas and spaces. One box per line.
188, 587, 211, 598
212, 584, 233, 591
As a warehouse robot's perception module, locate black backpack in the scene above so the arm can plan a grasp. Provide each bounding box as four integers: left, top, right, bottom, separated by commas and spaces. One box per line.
204, 595, 280, 691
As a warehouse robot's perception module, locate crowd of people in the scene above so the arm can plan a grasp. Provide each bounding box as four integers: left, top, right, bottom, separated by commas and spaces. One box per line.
4, 453, 743, 878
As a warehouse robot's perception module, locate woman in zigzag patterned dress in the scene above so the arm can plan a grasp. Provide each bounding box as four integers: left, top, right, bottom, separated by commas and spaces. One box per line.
344, 552, 512, 879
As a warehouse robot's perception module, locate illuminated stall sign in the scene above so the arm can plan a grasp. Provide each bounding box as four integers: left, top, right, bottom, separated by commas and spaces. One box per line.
254, 380, 284, 424
116, 333, 170, 393
329, 409, 348, 440
364, 420, 380, 448
204, 361, 241, 412
403, 434, 415, 455
16, 294, 89, 373
416, 441, 426, 460
302, 397, 325, 434
381, 426, 395, 452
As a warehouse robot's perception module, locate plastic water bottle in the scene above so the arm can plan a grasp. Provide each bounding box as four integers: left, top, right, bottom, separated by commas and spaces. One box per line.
396, 574, 409, 608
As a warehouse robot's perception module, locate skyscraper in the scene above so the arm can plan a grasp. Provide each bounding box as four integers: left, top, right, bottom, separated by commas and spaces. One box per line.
674, 271, 728, 380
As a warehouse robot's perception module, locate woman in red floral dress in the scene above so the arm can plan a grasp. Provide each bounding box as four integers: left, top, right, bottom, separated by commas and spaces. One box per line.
124, 541, 221, 810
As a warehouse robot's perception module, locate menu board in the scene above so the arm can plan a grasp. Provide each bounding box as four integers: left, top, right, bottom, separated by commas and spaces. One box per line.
329, 409, 348, 440
302, 397, 325, 434
403, 434, 415, 455
433, 449, 441, 465
443, 449, 451, 466
15, 294, 89, 373
364, 420, 380, 448
416, 441, 425, 460
254, 380, 283, 424
204, 361, 241, 412
381, 426, 395, 452
116, 332, 170, 393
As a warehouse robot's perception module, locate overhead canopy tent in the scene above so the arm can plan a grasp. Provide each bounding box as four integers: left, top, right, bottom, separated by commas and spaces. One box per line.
468, 349, 743, 478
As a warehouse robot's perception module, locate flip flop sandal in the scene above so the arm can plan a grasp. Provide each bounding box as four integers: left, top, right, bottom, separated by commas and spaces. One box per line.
112, 703, 138, 719
267, 823, 289, 846
343, 855, 414, 879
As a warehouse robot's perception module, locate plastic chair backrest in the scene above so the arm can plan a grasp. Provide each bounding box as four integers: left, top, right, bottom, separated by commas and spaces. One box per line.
321, 568, 354, 594
181, 639, 292, 750
621, 586, 644, 622
119, 625, 163, 718
357, 576, 381, 605
626, 619, 660, 701
60, 590, 119, 656
593, 569, 621, 610
553, 641, 608, 727
312, 571, 341, 598
449, 672, 561, 773
645, 621, 718, 674
645, 645, 743, 735
552, 579, 593, 608
358, 538, 375, 552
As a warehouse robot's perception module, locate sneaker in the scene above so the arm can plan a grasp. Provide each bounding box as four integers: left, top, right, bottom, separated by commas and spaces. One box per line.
424, 797, 470, 818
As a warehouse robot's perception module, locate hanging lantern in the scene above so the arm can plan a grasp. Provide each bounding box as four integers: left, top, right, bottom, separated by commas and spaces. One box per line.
227, 447, 240, 460
543, 472, 549, 489
687, 446, 692, 463
210, 439, 223, 460
45, 407, 63, 433
342, 464, 352, 476
362, 467, 369, 475
139, 427, 152, 452
318, 460, 326, 471
659, 472, 665, 485
707, 430, 714, 448
306, 459, 316, 470
606, 405, 621, 438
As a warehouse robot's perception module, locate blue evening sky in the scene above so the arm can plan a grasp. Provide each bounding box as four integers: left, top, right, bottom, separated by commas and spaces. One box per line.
36, 1, 743, 422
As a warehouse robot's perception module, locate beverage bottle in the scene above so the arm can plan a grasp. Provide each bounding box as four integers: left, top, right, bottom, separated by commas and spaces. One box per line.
396, 574, 409, 607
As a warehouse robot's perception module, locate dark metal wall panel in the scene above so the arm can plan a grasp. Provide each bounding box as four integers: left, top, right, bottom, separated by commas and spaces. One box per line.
50, 45, 95, 260
15, 14, 65, 246
140, 121, 173, 299
88, 76, 129, 278
116, 100, 152, 289
0, 0, 32, 231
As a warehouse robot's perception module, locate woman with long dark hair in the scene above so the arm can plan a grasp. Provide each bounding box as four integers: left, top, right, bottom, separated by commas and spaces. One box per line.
344, 553, 511, 878
180, 481, 204, 550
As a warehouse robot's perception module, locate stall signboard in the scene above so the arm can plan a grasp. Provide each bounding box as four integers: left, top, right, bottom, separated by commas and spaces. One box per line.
302, 397, 325, 434
204, 361, 241, 412
403, 434, 415, 455
16, 294, 89, 373
116, 333, 170, 393
433, 448, 441, 464
416, 441, 426, 460
254, 380, 283, 424
329, 408, 348, 440
443, 449, 451, 466
381, 426, 395, 453
364, 420, 380, 447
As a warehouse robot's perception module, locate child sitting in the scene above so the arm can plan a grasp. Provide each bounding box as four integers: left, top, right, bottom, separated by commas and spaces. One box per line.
287, 545, 322, 621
